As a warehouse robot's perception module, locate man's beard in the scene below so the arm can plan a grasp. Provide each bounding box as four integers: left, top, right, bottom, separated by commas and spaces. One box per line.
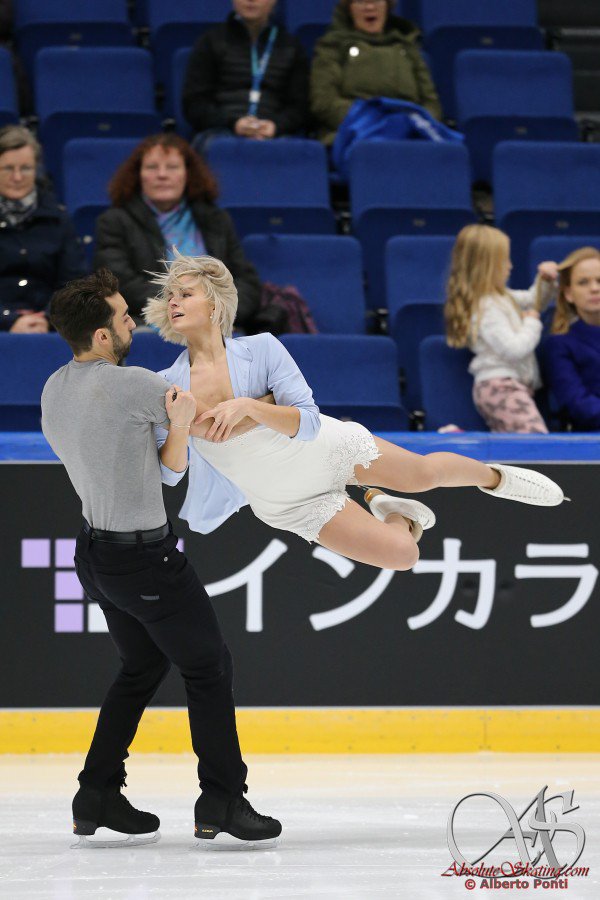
110, 328, 132, 364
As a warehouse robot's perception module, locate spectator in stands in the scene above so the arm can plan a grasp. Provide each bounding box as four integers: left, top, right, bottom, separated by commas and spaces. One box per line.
182, 0, 309, 149
444, 224, 558, 434
93, 134, 264, 331
310, 0, 441, 146
0, 126, 86, 333
544, 247, 600, 431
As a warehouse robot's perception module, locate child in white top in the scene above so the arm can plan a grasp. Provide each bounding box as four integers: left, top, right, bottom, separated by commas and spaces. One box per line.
445, 224, 557, 433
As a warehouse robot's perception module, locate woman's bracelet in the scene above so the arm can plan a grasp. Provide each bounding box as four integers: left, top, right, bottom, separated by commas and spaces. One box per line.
170, 423, 191, 429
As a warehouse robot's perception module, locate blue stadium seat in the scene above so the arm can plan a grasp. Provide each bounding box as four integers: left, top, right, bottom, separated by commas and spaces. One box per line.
14, 0, 133, 74
349, 141, 474, 307
0, 48, 18, 126
385, 235, 453, 313
402, 0, 422, 20
242, 234, 366, 334
280, 334, 408, 429
35, 47, 161, 191
62, 138, 141, 264
494, 142, 600, 287
206, 139, 335, 238
285, 0, 336, 56
130, 0, 148, 27
147, 0, 225, 88
456, 51, 578, 183
419, 335, 487, 431
126, 332, 183, 372
391, 303, 445, 414
529, 235, 600, 282
166, 47, 193, 138
418, 0, 542, 118
0, 334, 73, 431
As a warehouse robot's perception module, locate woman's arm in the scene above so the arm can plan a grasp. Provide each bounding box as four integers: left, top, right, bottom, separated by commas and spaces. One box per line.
410, 47, 442, 120
182, 33, 234, 131
310, 39, 353, 132
197, 335, 320, 441
511, 266, 558, 312
158, 388, 269, 472
479, 299, 543, 361
272, 39, 310, 135
56, 212, 87, 286
197, 397, 299, 441
159, 424, 190, 474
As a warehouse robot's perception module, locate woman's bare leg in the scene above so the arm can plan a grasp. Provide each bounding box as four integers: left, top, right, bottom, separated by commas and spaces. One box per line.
318, 498, 419, 571
354, 437, 501, 493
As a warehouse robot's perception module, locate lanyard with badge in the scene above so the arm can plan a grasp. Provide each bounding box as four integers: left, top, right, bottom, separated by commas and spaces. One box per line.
247, 26, 278, 116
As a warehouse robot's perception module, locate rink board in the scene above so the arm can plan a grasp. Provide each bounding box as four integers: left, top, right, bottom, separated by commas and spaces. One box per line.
1, 434, 599, 751
2, 707, 600, 753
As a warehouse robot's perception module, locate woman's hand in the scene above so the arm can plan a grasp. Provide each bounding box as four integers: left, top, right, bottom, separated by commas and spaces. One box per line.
234, 115, 260, 137
165, 384, 196, 428
256, 119, 277, 139
537, 261, 559, 282
196, 398, 252, 442
523, 309, 541, 319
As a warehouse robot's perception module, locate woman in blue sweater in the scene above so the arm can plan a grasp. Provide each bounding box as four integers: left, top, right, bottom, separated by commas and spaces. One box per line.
544, 247, 600, 431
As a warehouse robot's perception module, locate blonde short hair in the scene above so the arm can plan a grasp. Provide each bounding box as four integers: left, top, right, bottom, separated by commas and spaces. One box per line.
144, 251, 238, 343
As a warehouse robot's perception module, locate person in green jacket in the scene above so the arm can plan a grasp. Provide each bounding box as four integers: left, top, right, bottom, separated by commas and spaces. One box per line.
310, 0, 442, 145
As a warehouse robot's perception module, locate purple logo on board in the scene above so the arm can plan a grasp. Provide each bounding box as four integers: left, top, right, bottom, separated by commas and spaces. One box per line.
21, 538, 183, 633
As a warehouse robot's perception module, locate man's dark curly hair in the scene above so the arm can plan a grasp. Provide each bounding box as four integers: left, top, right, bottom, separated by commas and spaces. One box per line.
50, 268, 120, 354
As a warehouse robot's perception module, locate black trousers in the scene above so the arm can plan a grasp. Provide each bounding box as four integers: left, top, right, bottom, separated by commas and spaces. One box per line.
74, 524, 247, 797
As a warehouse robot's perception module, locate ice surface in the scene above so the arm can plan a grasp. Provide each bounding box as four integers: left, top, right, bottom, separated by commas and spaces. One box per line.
0, 753, 598, 899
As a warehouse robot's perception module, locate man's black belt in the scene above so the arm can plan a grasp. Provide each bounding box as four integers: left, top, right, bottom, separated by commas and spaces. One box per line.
83, 520, 170, 544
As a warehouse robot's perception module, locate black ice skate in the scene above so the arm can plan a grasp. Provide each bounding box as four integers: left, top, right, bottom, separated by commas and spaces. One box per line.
72, 783, 160, 848
194, 790, 282, 850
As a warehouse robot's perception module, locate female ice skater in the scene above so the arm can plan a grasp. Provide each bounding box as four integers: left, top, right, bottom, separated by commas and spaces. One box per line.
146, 254, 566, 571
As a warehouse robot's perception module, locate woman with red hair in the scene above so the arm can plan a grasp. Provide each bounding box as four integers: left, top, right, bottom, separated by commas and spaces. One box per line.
93, 134, 261, 328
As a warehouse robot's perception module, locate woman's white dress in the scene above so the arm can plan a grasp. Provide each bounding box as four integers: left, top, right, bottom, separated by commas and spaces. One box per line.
192, 415, 379, 542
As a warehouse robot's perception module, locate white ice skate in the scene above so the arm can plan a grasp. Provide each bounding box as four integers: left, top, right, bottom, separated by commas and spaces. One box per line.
478, 464, 569, 506
71, 827, 161, 849
194, 831, 280, 851
364, 489, 436, 543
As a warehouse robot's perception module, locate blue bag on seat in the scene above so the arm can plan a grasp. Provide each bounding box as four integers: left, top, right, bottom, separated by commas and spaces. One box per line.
332, 97, 464, 177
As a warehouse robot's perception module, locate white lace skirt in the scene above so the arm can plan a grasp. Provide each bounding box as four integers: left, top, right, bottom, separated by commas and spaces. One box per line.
192, 415, 380, 542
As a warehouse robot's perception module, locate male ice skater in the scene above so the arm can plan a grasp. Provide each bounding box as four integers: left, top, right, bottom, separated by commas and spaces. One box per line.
41, 269, 281, 848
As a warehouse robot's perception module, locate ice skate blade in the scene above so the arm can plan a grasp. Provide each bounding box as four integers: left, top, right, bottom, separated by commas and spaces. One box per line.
71, 829, 160, 849
195, 833, 280, 852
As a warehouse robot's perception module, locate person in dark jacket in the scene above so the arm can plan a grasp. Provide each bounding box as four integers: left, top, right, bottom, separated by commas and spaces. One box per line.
544, 246, 600, 432
182, 0, 309, 144
0, 125, 86, 332
311, 0, 441, 145
93, 134, 263, 329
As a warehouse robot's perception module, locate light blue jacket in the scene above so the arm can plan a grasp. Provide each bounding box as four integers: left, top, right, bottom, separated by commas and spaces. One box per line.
156, 332, 321, 533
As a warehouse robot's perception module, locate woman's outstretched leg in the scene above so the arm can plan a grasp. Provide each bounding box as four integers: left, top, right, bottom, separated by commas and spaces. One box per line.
318, 498, 420, 571
354, 437, 500, 493
354, 437, 566, 506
